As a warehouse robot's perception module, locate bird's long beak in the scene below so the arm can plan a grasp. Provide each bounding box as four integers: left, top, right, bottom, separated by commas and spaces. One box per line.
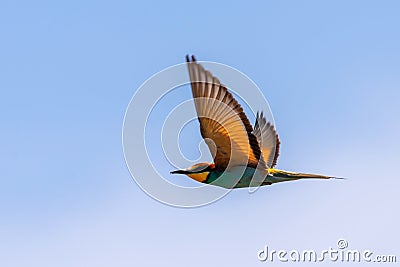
170, 169, 189, 174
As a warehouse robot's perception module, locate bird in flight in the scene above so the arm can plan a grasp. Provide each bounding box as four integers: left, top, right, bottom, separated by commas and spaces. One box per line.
171, 55, 340, 189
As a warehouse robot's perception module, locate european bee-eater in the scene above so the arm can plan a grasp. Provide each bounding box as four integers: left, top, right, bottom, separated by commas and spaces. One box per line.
171, 55, 340, 189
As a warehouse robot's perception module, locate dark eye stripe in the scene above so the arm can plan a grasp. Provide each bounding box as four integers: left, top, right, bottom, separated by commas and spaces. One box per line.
191, 165, 211, 173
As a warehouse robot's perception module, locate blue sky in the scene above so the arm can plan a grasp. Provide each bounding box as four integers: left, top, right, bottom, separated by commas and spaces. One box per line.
1, 0, 399, 266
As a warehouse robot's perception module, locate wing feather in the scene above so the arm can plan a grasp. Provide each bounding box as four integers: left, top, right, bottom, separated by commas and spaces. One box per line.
186, 55, 266, 170
253, 111, 280, 168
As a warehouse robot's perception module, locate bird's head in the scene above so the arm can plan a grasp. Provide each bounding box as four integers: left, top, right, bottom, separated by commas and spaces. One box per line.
170, 162, 215, 183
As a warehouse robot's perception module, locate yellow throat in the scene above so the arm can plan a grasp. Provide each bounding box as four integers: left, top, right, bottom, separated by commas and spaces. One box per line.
187, 172, 209, 183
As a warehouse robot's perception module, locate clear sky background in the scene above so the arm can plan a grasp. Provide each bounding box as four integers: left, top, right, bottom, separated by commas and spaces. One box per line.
1, 1, 399, 266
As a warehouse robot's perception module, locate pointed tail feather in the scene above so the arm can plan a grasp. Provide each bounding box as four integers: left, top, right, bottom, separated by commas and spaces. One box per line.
266, 169, 344, 184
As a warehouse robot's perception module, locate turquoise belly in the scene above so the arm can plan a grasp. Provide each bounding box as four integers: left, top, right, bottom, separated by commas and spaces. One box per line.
206, 166, 268, 188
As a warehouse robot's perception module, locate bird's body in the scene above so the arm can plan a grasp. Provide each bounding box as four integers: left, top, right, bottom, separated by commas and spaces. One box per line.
171, 55, 340, 189
177, 164, 268, 189
172, 164, 333, 189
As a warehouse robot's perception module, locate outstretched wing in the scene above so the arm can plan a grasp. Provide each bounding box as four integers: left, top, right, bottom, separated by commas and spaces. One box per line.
253, 111, 280, 168
186, 55, 266, 170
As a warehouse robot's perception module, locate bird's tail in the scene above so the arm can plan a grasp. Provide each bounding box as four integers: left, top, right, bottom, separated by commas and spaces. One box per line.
265, 169, 344, 184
